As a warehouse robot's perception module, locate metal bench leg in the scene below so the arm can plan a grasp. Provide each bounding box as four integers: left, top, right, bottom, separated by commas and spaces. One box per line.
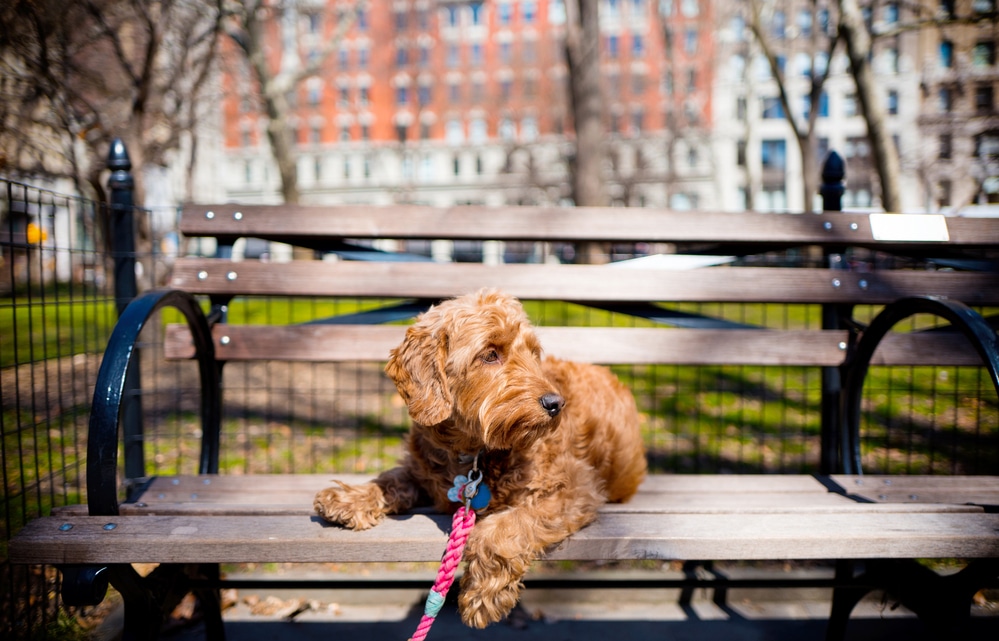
194, 564, 227, 641
825, 561, 868, 641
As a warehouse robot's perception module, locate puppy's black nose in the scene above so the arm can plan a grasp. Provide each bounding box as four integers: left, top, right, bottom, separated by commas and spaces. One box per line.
539, 393, 565, 418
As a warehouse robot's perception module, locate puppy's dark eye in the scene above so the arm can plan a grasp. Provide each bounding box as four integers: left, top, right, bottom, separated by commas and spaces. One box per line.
481, 349, 500, 364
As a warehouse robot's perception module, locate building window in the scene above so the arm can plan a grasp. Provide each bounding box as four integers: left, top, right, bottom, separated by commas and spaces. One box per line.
447, 44, 460, 67
396, 47, 408, 66
976, 84, 994, 113
845, 136, 871, 159
470, 118, 487, 144
736, 139, 746, 166
498, 2, 512, 25
632, 72, 645, 95
470, 2, 485, 25
607, 34, 619, 59
499, 118, 516, 140
523, 0, 536, 23
445, 119, 464, 144
938, 180, 952, 208
941, 0, 956, 19
418, 84, 431, 106
939, 133, 952, 159
632, 34, 644, 57
471, 43, 483, 66
843, 93, 858, 117
684, 28, 697, 54
940, 40, 954, 68
501, 78, 513, 101
885, 2, 899, 23
762, 97, 785, 119
761, 139, 787, 170
797, 10, 812, 37
453, 155, 460, 176
396, 123, 408, 143
973, 0, 996, 14
974, 41, 997, 67
736, 96, 747, 119
396, 86, 408, 105
976, 131, 999, 158
522, 117, 538, 141
632, 108, 644, 133
449, 82, 461, 102
939, 86, 954, 112
887, 89, 899, 115
523, 40, 536, 63
772, 11, 786, 39
339, 125, 351, 142
361, 124, 370, 140
359, 86, 370, 106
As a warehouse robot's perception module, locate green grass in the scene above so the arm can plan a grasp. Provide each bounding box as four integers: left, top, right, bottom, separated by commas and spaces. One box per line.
0, 294, 116, 369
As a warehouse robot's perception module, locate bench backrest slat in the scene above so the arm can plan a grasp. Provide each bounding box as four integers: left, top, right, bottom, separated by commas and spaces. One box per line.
179, 205, 999, 248
170, 260, 999, 306
164, 324, 987, 367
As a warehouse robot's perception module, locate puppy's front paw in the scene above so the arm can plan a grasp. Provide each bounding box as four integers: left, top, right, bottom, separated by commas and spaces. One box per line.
313, 481, 386, 530
458, 568, 522, 628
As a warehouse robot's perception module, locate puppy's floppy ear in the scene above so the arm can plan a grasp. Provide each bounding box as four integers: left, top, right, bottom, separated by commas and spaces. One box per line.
385, 324, 452, 425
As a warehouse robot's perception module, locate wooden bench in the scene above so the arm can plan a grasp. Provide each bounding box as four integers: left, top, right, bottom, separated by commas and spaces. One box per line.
10, 205, 999, 640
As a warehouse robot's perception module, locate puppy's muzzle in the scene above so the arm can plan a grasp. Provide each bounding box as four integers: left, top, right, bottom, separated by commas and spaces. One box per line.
539, 392, 565, 418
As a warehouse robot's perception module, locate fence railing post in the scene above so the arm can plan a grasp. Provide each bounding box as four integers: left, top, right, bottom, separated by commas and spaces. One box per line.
108, 138, 138, 315
820, 150, 849, 474
107, 138, 145, 486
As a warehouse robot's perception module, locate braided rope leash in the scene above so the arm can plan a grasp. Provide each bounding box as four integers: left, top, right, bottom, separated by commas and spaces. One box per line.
408, 506, 476, 641
408, 453, 491, 641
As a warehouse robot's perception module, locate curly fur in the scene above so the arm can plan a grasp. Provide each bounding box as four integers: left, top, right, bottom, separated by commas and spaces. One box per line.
314, 288, 647, 628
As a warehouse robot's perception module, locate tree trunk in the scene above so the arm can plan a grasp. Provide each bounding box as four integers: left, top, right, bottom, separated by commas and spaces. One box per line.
837, 0, 902, 212
241, 2, 299, 204
565, 0, 608, 262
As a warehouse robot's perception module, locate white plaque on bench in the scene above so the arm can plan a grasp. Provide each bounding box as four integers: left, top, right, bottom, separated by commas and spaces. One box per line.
869, 214, 950, 242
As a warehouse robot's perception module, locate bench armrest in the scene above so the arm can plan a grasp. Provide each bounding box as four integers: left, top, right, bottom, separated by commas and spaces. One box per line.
88, 289, 221, 515
841, 296, 999, 475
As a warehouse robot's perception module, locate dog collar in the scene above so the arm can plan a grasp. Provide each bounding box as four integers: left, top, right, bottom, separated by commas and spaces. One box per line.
448, 450, 491, 510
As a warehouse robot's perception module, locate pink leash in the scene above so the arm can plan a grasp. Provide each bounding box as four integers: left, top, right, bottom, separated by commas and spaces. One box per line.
408, 506, 477, 641
408, 453, 490, 641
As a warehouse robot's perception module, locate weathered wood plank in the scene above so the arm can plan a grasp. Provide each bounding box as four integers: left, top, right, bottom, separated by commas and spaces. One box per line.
163, 323, 991, 367
45, 474, 992, 518
169, 260, 999, 305
164, 325, 855, 366
179, 205, 999, 247
13, 511, 999, 565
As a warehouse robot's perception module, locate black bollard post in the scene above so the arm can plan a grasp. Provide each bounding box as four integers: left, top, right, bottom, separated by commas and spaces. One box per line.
107, 138, 145, 486
819, 151, 849, 474
108, 138, 138, 315
820, 151, 845, 213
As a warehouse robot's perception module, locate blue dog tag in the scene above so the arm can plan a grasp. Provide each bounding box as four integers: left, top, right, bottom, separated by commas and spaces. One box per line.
468, 483, 491, 510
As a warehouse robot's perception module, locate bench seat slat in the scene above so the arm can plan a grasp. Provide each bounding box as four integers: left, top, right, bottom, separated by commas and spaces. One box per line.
13, 511, 999, 565
164, 324, 991, 367
179, 205, 999, 247
169, 260, 999, 306
48, 474, 995, 517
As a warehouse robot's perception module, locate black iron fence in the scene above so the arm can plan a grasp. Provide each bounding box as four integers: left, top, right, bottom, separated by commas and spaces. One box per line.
2, 152, 998, 637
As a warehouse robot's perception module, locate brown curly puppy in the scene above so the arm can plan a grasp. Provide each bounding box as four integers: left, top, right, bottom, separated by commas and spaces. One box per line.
314, 288, 646, 628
